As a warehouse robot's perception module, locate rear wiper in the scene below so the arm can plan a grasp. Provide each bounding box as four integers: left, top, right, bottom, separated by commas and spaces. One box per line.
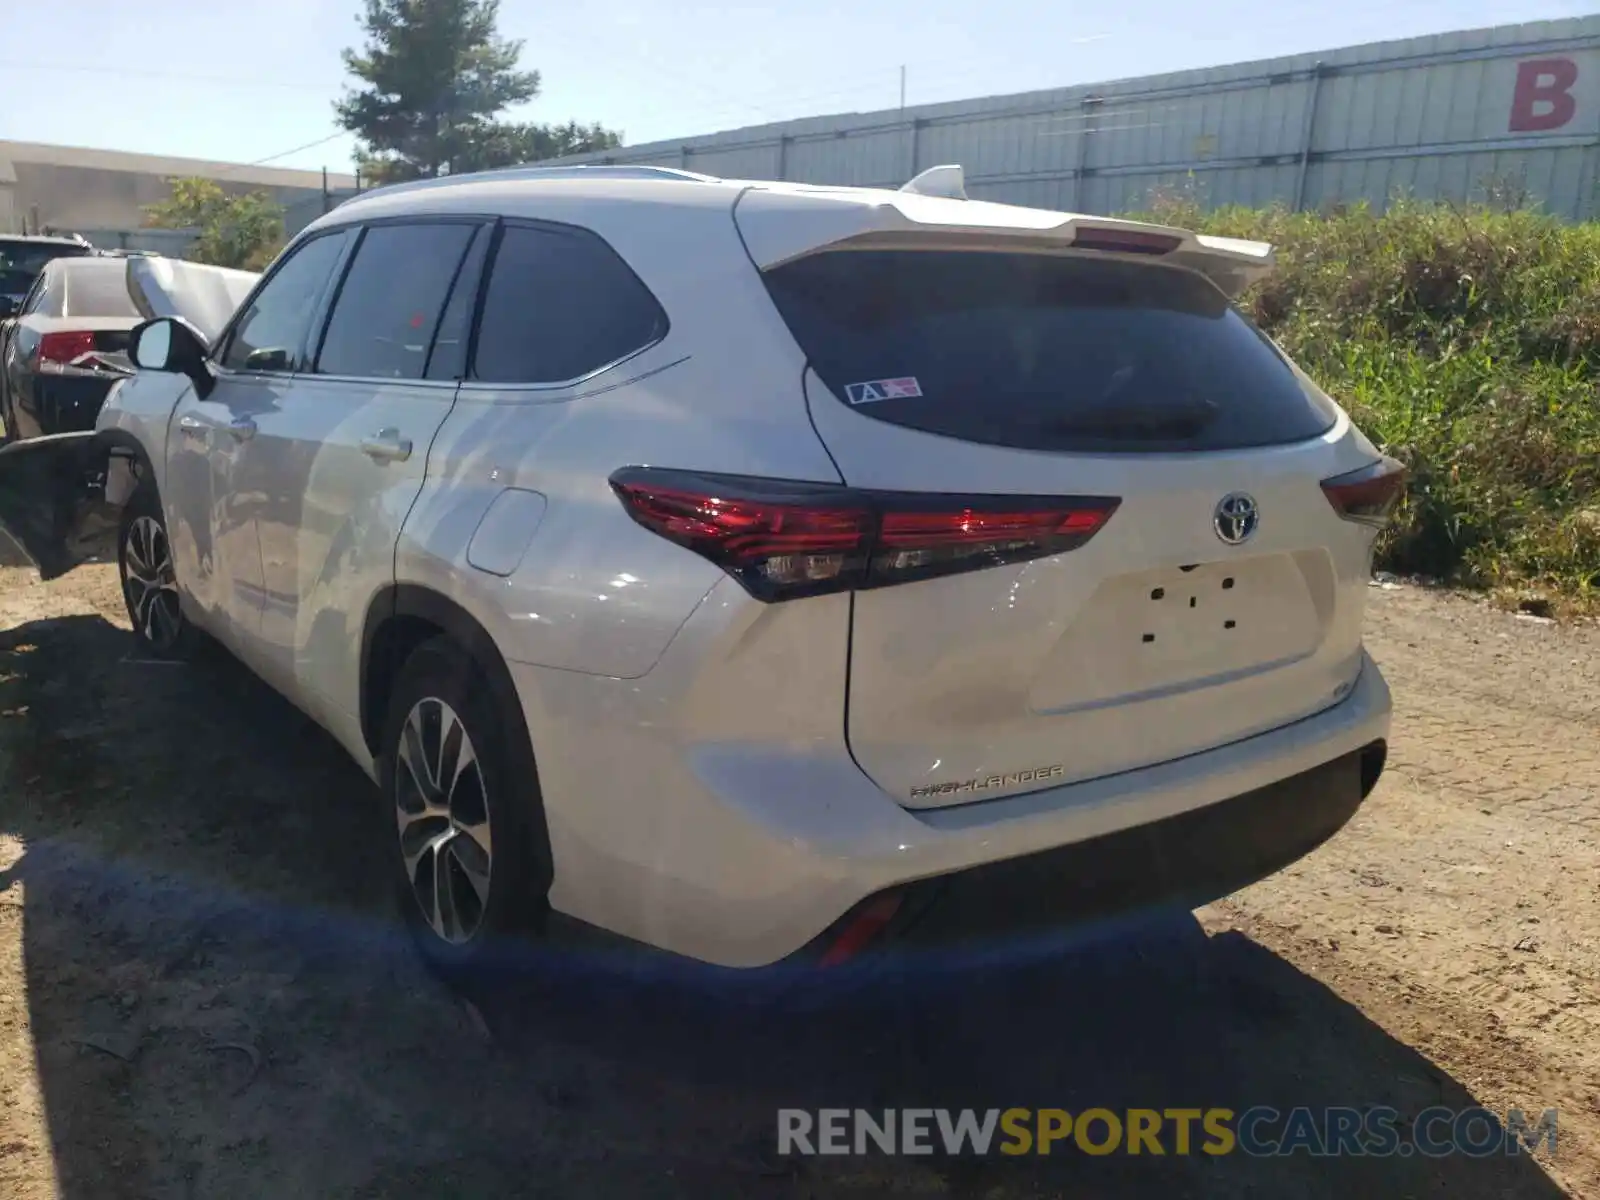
1044, 398, 1220, 439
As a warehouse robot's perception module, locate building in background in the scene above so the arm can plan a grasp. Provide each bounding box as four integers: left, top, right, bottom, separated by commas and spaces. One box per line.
550, 16, 1600, 219
0, 140, 358, 250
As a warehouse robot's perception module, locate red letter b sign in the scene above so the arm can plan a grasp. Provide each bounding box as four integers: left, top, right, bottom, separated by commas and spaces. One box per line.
1510, 58, 1578, 132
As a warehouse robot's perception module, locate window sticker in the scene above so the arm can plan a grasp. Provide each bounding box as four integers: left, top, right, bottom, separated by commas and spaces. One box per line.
844, 376, 923, 405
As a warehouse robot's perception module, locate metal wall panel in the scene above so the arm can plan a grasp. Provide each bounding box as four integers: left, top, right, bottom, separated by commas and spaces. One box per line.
556, 15, 1600, 219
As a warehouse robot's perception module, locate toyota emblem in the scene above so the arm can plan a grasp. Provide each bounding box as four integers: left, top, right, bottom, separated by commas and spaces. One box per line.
1213, 492, 1259, 545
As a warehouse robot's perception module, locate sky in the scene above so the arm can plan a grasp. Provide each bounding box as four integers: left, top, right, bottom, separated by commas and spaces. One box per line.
2, 0, 1594, 175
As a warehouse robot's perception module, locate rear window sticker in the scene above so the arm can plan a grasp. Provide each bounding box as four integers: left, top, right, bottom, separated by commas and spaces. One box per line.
844, 376, 923, 405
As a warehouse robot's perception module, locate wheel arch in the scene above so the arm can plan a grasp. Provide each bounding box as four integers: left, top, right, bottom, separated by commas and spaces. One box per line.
360, 584, 554, 892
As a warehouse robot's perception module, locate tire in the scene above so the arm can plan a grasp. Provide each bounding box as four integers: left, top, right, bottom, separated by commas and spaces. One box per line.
117, 485, 200, 658
379, 636, 551, 980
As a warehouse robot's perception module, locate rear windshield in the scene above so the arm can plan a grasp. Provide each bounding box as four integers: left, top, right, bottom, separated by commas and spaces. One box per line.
0, 240, 91, 278
763, 250, 1337, 454
59, 261, 137, 318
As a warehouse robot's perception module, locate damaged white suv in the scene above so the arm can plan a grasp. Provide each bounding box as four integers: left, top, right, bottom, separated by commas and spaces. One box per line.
0, 165, 1395, 975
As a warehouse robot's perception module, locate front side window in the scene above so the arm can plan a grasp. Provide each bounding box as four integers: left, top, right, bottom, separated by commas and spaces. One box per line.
221, 231, 352, 373
315, 222, 478, 380
471, 224, 666, 385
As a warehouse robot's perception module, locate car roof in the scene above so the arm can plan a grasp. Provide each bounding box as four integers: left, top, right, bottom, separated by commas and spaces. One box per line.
307, 164, 1274, 297
322, 163, 1059, 228
0, 233, 91, 247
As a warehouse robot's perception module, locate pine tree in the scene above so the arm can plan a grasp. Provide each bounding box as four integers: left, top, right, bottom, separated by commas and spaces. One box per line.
336, 0, 620, 182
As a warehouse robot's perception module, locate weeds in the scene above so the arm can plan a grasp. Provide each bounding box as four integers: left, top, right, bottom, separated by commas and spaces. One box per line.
1133, 198, 1600, 602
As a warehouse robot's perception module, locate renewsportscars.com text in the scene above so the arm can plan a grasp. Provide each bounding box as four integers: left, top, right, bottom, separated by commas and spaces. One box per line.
777, 1106, 1558, 1158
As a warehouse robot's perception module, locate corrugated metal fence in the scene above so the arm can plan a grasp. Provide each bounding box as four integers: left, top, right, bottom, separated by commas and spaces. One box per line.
552, 15, 1600, 219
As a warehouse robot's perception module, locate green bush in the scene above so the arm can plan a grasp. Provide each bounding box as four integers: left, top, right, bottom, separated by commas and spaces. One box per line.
1136, 198, 1600, 602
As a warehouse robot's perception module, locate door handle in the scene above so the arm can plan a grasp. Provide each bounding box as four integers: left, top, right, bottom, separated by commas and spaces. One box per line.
227, 416, 257, 442
177, 414, 208, 440
361, 428, 413, 463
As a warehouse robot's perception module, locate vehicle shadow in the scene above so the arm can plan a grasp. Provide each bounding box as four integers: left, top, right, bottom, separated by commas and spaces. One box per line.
0, 611, 1570, 1199
0, 528, 32, 568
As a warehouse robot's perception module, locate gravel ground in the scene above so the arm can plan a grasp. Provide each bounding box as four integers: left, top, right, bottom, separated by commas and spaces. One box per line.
0, 552, 1594, 1199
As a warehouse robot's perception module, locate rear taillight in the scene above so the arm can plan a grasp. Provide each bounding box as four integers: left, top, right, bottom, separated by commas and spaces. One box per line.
1321, 457, 1406, 526
610, 467, 1119, 601
37, 330, 97, 368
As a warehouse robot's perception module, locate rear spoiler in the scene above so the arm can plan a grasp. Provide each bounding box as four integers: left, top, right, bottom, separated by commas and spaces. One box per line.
736, 182, 1275, 299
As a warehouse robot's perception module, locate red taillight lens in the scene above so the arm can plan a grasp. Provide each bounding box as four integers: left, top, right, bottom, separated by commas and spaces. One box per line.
1321, 456, 1407, 526
37, 330, 96, 367
1070, 228, 1183, 255
874, 503, 1117, 585
610, 468, 1119, 601
608, 473, 871, 599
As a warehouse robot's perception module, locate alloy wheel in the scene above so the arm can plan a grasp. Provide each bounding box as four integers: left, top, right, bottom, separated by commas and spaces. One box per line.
123, 515, 183, 648
395, 697, 493, 945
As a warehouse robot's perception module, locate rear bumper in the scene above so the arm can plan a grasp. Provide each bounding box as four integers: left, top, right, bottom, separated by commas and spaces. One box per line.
796, 739, 1383, 962
517, 648, 1392, 968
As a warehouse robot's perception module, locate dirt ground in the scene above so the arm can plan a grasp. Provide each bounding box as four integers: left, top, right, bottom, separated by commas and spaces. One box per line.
0, 549, 1595, 1199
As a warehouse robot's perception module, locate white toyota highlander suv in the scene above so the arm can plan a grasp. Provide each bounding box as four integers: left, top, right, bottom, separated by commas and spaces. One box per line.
0, 165, 1395, 976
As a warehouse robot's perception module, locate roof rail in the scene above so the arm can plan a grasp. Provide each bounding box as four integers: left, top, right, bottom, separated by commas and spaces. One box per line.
347, 163, 721, 204
483, 163, 719, 182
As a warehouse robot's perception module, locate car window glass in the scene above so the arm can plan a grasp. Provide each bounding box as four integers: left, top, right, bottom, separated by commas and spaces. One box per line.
60, 262, 139, 318
222, 232, 350, 373
29, 272, 63, 318
316, 223, 476, 380
0, 269, 34, 302
0, 241, 88, 275
472, 224, 666, 385
17, 275, 47, 316
764, 250, 1337, 454
424, 226, 489, 382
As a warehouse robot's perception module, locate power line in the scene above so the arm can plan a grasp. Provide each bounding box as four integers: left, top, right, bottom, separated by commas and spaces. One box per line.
199, 131, 353, 180
248, 132, 350, 167
0, 59, 329, 93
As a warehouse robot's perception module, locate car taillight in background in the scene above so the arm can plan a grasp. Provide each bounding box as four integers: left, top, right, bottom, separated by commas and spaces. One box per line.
1321, 456, 1407, 526
36, 330, 129, 376
610, 467, 1119, 601
37, 330, 97, 369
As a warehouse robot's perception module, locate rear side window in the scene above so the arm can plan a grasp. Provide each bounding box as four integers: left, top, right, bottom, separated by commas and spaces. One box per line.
316, 222, 478, 380
764, 250, 1336, 454
471, 224, 666, 385
59, 262, 138, 318
21, 272, 60, 317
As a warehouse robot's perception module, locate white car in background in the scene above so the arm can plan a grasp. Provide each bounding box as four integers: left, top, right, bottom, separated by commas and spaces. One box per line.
0, 165, 1396, 977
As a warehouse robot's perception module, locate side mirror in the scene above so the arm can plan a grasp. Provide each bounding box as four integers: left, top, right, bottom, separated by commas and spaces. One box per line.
130, 316, 214, 398
243, 347, 289, 373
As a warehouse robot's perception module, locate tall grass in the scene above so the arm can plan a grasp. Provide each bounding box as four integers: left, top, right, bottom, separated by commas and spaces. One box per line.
1139, 196, 1600, 602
